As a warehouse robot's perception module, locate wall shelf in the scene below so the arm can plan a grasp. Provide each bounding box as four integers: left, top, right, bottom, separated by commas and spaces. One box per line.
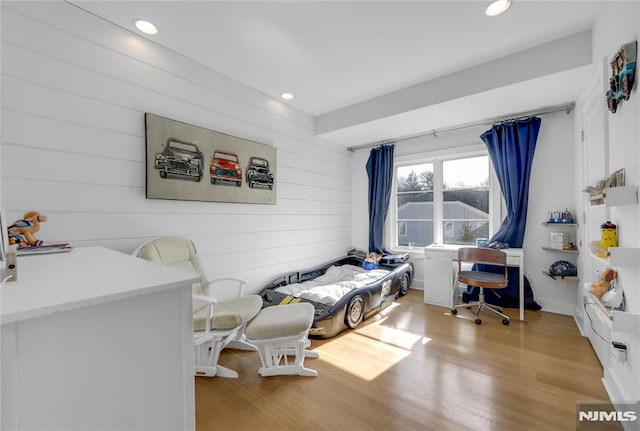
609, 246, 640, 267
541, 221, 578, 284
542, 246, 579, 254
590, 242, 640, 267
603, 185, 637, 206
586, 185, 638, 207
590, 241, 609, 259
542, 270, 579, 281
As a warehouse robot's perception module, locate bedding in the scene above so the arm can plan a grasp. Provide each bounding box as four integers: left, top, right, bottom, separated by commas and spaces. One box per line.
275, 264, 390, 306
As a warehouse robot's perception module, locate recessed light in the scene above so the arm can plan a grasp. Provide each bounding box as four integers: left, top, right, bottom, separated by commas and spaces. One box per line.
134, 19, 158, 35
485, 0, 511, 16
280, 92, 294, 100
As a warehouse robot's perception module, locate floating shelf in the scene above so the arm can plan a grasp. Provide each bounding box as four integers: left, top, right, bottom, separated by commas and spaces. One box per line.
542, 222, 578, 227
542, 246, 579, 254
590, 241, 609, 258
603, 185, 638, 206
542, 270, 579, 281
609, 247, 640, 267
589, 242, 640, 267
586, 185, 638, 207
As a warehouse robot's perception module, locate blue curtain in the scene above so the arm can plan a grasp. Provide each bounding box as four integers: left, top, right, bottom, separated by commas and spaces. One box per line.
463, 117, 542, 309
366, 144, 395, 254
482, 116, 541, 248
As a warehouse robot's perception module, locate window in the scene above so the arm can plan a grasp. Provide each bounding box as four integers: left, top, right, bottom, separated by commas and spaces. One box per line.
396, 163, 434, 247
442, 156, 490, 245
393, 154, 495, 248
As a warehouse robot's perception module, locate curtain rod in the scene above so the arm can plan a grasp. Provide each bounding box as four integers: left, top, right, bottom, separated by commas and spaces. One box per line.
347, 102, 575, 152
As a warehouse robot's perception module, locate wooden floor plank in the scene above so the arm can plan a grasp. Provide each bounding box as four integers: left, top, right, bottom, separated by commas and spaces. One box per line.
195, 289, 610, 431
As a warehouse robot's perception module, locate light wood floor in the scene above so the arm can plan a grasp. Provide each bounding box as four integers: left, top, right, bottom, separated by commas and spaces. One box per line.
195, 289, 610, 431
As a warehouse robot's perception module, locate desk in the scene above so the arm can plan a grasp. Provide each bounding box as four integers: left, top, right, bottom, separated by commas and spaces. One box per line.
424, 245, 525, 321
1, 247, 200, 430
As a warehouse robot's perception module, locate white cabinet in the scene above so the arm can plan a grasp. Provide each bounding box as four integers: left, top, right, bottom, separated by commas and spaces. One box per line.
1, 247, 200, 431
423, 247, 456, 308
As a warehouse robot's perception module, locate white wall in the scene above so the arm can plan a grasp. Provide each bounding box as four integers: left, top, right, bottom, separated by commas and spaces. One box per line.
0, 1, 352, 295
574, 1, 640, 406
351, 112, 578, 313
523, 110, 578, 314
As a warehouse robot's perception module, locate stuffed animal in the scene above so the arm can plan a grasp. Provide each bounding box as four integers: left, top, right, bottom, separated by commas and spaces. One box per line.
362, 252, 382, 270
590, 279, 611, 297
601, 267, 617, 282
8, 211, 48, 247
589, 267, 618, 297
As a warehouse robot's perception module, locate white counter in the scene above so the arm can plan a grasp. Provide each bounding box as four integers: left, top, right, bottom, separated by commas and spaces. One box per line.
1, 247, 200, 430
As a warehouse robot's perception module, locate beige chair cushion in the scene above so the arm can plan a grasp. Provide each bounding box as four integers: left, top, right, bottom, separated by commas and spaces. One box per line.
194, 294, 263, 331
137, 237, 210, 297
245, 303, 314, 340
136, 237, 263, 332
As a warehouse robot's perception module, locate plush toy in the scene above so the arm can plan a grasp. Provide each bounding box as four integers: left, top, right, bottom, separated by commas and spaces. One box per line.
589, 267, 618, 297
362, 252, 382, 270
8, 211, 48, 247
601, 267, 617, 282
590, 280, 611, 297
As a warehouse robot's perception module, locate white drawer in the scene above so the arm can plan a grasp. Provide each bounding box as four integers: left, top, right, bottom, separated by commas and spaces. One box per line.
506, 255, 520, 266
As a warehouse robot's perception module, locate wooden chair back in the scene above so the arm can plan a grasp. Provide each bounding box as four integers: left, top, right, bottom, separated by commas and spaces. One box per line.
457, 247, 508, 289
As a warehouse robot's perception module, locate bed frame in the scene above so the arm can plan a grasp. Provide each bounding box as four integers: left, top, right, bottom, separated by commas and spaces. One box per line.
259, 250, 414, 339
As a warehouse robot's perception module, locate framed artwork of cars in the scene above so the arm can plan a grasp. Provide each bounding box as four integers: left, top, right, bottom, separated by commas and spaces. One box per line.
145, 113, 276, 204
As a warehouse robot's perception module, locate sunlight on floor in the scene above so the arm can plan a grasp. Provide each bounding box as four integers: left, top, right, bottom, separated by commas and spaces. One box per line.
313, 304, 431, 381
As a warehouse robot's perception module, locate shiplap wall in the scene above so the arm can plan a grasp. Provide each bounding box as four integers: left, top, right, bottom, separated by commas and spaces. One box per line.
0, 2, 352, 295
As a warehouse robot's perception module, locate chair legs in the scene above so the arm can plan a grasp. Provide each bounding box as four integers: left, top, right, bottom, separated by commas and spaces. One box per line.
194, 329, 258, 378
451, 288, 510, 325
250, 335, 318, 377
226, 334, 258, 351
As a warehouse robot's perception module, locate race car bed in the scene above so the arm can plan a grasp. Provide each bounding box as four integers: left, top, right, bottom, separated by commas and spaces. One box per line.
258, 250, 414, 339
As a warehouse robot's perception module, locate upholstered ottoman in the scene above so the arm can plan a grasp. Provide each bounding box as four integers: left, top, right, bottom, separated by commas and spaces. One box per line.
245, 303, 319, 377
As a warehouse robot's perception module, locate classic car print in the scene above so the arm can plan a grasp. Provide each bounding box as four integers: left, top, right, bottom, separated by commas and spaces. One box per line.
210, 150, 242, 186
154, 138, 204, 182
258, 250, 413, 339
246, 156, 274, 189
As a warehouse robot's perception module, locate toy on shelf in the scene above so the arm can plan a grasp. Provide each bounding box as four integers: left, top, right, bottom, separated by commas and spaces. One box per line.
7, 211, 48, 248
589, 267, 618, 297
548, 260, 577, 279
599, 221, 618, 257
546, 209, 574, 224
602, 279, 625, 310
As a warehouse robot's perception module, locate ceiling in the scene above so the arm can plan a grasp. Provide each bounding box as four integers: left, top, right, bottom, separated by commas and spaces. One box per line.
71, 1, 605, 147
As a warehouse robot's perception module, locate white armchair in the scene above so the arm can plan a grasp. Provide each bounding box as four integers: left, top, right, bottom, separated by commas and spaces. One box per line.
133, 237, 263, 378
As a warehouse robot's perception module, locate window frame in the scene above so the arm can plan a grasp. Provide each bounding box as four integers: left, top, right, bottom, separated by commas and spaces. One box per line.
389, 146, 502, 251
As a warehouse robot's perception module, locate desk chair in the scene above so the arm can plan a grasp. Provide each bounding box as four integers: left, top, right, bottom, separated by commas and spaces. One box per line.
133, 237, 263, 378
450, 247, 510, 325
